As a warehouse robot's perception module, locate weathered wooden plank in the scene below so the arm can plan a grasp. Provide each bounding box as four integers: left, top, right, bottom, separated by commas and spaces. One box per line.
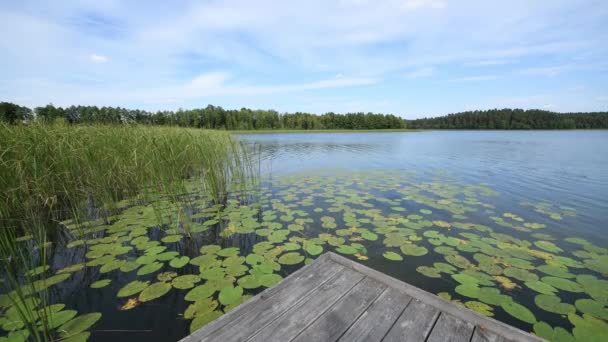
326, 253, 544, 342
427, 313, 475, 342
337, 287, 412, 342
181, 254, 342, 342
383, 299, 440, 342
248, 267, 365, 342
291, 276, 387, 342
471, 326, 511, 342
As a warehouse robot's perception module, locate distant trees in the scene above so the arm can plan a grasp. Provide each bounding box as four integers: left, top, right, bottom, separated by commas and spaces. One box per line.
0, 102, 407, 129
1, 102, 607, 129
0, 102, 33, 124
407, 109, 608, 130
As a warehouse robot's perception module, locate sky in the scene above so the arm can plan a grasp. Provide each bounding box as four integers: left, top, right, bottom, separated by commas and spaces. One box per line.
1, 0, 607, 119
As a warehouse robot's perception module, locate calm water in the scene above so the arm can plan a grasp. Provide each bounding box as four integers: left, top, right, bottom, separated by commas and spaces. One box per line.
240, 131, 608, 244
4, 131, 608, 342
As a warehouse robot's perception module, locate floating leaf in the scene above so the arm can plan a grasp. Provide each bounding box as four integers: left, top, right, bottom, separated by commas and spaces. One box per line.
90, 279, 111, 289
117, 281, 150, 297
185, 284, 216, 301
139, 282, 172, 302
189, 311, 222, 333
169, 256, 190, 268
417, 266, 441, 278
184, 298, 218, 319
465, 301, 494, 316
575, 299, 608, 320
503, 267, 538, 282
335, 245, 358, 255
501, 301, 536, 324
58, 313, 102, 338
383, 251, 403, 261
534, 295, 575, 315
218, 286, 243, 306
400, 244, 428, 256
137, 262, 163, 276
542, 277, 584, 293
278, 252, 305, 265
161, 234, 183, 243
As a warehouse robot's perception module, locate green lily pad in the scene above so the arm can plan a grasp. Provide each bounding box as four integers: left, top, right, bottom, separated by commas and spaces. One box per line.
455, 284, 480, 298
335, 245, 358, 255
542, 277, 584, 293
501, 301, 536, 324
172, 275, 201, 290
416, 266, 441, 278
534, 294, 575, 315
278, 252, 305, 265
139, 282, 172, 302
137, 262, 163, 276
189, 310, 222, 333
218, 286, 243, 306
525, 281, 558, 295
568, 313, 608, 342
169, 256, 190, 268
465, 301, 494, 316
400, 244, 428, 256
383, 251, 403, 261
304, 243, 323, 256
503, 267, 539, 282
538, 265, 574, 278
117, 280, 149, 297
184, 298, 218, 319
534, 241, 563, 253
90, 279, 111, 289
533, 322, 575, 342
217, 247, 240, 257
185, 284, 216, 301
575, 299, 608, 320
445, 255, 473, 269
237, 275, 261, 289
58, 313, 102, 337
259, 274, 282, 287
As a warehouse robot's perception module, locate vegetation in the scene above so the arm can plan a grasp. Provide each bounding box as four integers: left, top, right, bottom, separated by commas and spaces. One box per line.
0, 122, 254, 341
408, 108, 608, 129
3, 102, 608, 130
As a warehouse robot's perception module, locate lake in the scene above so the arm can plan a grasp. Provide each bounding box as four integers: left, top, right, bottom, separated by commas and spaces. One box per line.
3, 131, 607, 342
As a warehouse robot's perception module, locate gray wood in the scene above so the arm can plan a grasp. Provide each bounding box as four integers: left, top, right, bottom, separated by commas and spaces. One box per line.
471, 327, 511, 342
248, 267, 365, 342
338, 287, 412, 342
181, 253, 342, 342
427, 313, 475, 342
291, 276, 387, 342
383, 299, 440, 342
326, 253, 544, 342
184, 253, 545, 342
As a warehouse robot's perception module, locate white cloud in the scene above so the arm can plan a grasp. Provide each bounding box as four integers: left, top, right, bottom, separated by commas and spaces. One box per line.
448, 75, 499, 82
406, 67, 435, 78
89, 53, 108, 63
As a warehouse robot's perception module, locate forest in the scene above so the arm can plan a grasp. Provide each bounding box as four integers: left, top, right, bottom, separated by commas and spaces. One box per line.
1, 102, 607, 129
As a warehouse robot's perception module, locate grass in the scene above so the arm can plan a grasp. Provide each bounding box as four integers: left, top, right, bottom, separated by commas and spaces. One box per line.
228, 128, 421, 134
0, 122, 255, 340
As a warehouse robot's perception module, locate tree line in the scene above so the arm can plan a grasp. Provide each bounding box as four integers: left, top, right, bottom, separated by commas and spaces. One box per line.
407, 109, 608, 129
1, 102, 607, 129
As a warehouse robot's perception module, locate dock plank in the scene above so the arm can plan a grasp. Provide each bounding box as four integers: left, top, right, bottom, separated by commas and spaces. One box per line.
248, 267, 365, 342
471, 327, 511, 342
427, 313, 475, 342
183, 253, 545, 342
337, 287, 412, 342
291, 277, 387, 342
182, 254, 343, 342
383, 299, 440, 342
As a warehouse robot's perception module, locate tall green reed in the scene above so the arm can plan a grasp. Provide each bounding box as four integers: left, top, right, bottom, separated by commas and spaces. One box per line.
0, 122, 255, 340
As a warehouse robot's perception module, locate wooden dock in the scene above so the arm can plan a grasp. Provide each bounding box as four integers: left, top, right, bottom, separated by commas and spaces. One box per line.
182, 252, 544, 342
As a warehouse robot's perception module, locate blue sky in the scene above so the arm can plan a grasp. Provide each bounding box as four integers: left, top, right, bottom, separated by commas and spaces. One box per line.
1, 0, 607, 119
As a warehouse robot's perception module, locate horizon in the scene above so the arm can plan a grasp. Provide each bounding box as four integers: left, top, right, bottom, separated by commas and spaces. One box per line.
1, 1, 607, 119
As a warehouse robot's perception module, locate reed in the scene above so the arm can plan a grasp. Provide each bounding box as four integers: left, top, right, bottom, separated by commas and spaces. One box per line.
0, 122, 255, 340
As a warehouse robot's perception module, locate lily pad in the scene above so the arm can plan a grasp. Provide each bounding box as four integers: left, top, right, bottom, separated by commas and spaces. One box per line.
534, 294, 575, 315
218, 286, 243, 306
139, 282, 172, 302
542, 277, 584, 293
400, 244, 428, 256
117, 280, 149, 297
169, 256, 190, 268
137, 262, 164, 276
278, 252, 305, 265
525, 281, 558, 295
161, 234, 183, 243
501, 301, 536, 324
383, 251, 403, 261
90, 279, 111, 289
575, 299, 608, 320
58, 313, 102, 337
185, 284, 216, 301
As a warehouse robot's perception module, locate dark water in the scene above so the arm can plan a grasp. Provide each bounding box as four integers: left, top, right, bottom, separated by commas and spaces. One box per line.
3, 131, 607, 342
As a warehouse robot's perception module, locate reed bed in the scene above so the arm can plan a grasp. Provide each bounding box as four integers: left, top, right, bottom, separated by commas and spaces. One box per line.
0, 122, 255, 340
